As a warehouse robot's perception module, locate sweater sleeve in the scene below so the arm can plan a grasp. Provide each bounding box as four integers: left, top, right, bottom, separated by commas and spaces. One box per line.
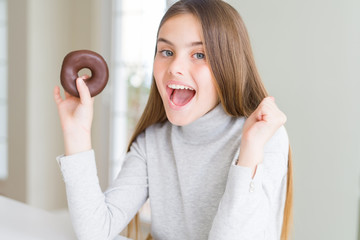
208, 126, 289, 240
57, 133, 148, 240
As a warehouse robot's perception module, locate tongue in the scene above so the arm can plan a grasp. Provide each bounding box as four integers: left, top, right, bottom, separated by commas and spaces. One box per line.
171, 89, 195, 106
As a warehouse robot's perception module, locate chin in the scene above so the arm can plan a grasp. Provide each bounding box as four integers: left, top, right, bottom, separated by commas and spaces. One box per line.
167, 116, 191, 126
165, 111, 196, 127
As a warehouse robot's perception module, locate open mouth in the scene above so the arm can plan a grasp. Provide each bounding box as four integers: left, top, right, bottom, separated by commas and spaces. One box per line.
166, 84, 196, 107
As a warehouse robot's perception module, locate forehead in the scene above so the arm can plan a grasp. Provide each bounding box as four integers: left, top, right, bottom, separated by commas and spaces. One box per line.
158, 13, 204, 42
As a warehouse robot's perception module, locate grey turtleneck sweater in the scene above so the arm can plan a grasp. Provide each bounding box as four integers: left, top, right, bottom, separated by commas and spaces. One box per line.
57, 104, 289, 240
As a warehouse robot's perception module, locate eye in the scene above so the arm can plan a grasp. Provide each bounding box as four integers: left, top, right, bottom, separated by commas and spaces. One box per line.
193, 52, 205, 60
160, 50, 174, 57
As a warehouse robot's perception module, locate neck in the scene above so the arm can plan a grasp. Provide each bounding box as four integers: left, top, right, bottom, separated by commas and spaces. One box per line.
172, 104, 234, 144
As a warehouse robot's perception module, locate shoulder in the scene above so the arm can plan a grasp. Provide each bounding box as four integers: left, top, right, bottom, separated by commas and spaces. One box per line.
128, 131, 147, 160
130, 121, 171, 152
146, 120, 172, 137
264, 125, 289, 154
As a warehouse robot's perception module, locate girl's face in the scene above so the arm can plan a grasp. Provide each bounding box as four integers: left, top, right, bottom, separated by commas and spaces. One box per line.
153, 13, 218, 126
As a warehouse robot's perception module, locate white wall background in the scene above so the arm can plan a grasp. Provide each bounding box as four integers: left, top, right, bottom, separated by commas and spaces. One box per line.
0, 0, 111, 210
227, 0, 360, 239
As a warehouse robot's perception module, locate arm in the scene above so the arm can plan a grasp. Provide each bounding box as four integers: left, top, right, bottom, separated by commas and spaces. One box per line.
236, 97, 287, 176
53, 76, 93, 156
58, 137, 148, 240
209, 97, 289, 240
54, 80, 148, 239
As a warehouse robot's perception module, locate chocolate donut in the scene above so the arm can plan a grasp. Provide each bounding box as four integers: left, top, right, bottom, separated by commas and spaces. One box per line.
60, 50, 109, 97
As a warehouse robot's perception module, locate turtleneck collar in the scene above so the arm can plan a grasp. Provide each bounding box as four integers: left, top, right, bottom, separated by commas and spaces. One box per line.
172, 104, 234, 145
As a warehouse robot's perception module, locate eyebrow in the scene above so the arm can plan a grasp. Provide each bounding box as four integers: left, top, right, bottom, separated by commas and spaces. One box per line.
157, 37, 203, 47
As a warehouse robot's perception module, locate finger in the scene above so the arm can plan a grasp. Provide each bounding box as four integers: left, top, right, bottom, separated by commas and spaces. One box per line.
263, 98, 283, 117
260, 97, 278, 112
260, 98, 287, 125
256, 103, 273, 122
64, 89, 74, 99
53, 86, 63, 105
81, 74, 91, 80
76, 77, 92, 105
260, 97, 275, 107
251, 97, 276, 122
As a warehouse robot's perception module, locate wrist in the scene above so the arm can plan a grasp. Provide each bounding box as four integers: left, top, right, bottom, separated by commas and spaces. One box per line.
63, 131, 92, 156
240, 138, 264, 153
237, 142, 264, 177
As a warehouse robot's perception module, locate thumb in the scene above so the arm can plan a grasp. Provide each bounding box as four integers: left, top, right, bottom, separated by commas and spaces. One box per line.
76, 78, 92, 105
53, 86, 63, 106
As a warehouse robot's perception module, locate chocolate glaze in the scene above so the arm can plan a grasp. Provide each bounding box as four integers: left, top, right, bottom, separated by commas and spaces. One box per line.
60, 50, 109, 97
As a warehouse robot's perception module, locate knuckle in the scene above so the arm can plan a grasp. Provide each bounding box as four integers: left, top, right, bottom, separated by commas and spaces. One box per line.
279, 112, 287, 124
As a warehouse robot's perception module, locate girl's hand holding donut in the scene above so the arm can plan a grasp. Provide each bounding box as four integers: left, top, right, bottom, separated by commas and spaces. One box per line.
54, 75, 94, 156
237, 97, 287, 175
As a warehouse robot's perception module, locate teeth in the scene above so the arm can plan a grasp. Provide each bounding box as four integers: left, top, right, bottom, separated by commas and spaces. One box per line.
168, 84, 194, 91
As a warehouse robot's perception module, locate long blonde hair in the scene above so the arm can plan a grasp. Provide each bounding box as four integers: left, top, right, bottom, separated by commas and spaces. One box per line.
126, 0, 293, 239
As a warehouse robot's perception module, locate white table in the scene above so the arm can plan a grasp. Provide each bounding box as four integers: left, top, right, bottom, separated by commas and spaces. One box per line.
0, 196, 77, 240
0, 196, 132, 239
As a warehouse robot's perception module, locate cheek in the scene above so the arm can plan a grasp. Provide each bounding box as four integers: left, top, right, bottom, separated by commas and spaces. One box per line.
153, 60, 163, 86
154, 59, 168, 78
196, 66, 217, 95
153, 60, 160, 79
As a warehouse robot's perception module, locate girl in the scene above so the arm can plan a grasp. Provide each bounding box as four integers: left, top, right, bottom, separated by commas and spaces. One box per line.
54, 0, 293, 239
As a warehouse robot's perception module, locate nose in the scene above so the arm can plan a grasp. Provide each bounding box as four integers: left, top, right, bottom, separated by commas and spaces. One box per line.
168, 54, 186, 76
